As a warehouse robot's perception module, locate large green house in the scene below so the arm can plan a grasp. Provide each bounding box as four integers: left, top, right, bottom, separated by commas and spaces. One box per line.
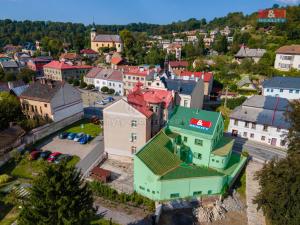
134, 106, 247, 201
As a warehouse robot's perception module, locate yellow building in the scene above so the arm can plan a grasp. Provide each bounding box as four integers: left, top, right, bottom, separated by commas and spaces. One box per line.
90, 27, 123, 53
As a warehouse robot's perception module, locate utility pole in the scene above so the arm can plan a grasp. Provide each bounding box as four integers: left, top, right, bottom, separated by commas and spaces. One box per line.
224, 85, 228, 108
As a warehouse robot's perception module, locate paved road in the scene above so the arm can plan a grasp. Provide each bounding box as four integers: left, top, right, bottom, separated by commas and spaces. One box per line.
76, 135, 105, 177
229, 135, 287, 162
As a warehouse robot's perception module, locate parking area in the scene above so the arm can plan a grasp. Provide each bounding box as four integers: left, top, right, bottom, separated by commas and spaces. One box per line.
80, 89, 122, 108
99, 158, 134, 194
38, 134, 103, 160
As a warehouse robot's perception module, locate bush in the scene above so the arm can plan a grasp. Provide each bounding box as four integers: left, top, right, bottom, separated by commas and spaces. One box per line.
80, 81, 87, 89
0, 174, 11, 185
107, 88, 115, 95
89, 181, 155, 211
87, 84, 95, 90
73, 79, 80, 86
101, 86, 109, 93
221, 96, 247, 110
67, 77, 74, 84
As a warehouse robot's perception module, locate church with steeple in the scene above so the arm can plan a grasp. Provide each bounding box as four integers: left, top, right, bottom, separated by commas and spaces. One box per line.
90, 24, 123, 53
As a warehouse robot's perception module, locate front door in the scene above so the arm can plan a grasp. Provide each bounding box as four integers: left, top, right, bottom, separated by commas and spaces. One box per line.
271, 138, 277, 146
232, 129, 238, 137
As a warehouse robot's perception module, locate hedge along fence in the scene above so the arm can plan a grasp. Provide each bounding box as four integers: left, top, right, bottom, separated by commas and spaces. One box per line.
89, 181, 155, 211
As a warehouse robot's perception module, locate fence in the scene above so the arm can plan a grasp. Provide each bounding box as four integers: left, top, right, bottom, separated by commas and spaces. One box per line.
24, 112, 83, 145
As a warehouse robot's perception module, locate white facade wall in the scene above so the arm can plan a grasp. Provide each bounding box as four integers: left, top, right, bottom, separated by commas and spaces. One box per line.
274, 53, 300, 71
94, 78, 124, 96
263, 87, 300, 100
228, 119, 288, 148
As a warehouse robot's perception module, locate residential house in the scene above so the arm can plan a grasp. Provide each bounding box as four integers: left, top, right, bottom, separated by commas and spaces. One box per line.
237, 76, 257, 91
43, 61, 92, 81
19, 79, 83, 122
27, 57, 52, 77
134, 106, 247, 201
170, 70, 214, 97
235, 45, 266, 63
110, 52, 125, 69
262, 76, 300, 100
94, 68, 124, 95
274, 45, 300, 71
84, 67, 102, 86
80, 49, 98, 59
165, 44, 182, 60
168, 61, 188, 73
90, 27, 123, 53
103, 84, 173, 159
228, 95, 290, 148
0, 61, 19, 74
59, 53, 81, 64
14, 52, 31, 67
122, 66, 160, 95
150, 77, 204, 109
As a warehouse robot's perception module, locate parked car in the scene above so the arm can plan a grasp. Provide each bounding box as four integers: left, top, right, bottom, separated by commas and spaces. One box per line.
96, 100, 106, 105
59, 132, 69, 139
79, 134, 92, 144
29, 150, 41, 160
39, 150, 52, 160
47, 152, 62, 163
74, 132, 84, 142
103, 97, 114, 103
54, 154, 72, 164
67, 132, 76, 140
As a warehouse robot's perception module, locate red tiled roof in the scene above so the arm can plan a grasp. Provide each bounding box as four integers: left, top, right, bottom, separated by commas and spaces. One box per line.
111, 57, 123, 65
107, 70, 123, 81
124, 67, 154, 77
59, 53, 80, 60
127, 83, 173, 117
85, 67, 103, 78
80, 49, 98, 54
173, 70, 213, 82
43, 61, 92, 70
169, 61, 188, 67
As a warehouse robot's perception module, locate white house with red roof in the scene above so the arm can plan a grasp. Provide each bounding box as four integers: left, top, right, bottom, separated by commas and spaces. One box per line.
168, 60, 188, 73
103, 82, 173, 159
80, 49, 98, 59
43, 61, 92, 81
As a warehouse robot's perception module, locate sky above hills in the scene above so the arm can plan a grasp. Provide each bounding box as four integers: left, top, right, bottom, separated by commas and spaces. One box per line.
0, 0, 299, 25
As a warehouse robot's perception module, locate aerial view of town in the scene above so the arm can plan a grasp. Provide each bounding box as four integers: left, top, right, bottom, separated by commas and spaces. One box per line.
0, 0, 299, 224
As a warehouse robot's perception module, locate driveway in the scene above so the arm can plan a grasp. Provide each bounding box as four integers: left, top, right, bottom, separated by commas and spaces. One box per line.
39, 135, 102, 159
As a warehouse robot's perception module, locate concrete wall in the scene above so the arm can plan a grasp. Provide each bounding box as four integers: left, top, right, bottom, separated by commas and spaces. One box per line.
103, 99, 152, 158
228, 118, 288, 148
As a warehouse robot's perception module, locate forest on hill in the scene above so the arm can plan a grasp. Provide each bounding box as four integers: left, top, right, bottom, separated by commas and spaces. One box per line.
0, 4, 299, 51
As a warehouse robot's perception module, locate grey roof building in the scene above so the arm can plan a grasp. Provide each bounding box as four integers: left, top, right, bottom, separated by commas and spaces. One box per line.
162, 78, 197, 95
262, 76, 300, 89
235, 45, 266, 63
230, 95, 290, 129
94, 34, 122, 43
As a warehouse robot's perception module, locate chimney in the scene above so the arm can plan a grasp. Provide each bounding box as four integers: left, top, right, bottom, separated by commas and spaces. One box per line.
202, 71, 205, 80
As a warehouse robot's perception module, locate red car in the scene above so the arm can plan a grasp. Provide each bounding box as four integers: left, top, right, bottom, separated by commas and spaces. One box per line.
29, 150, 41, 160
47, 152, 62, 163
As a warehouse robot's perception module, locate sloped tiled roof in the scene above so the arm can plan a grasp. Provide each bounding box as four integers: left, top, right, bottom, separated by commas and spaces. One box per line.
162, 78, 197, 95
85, 67, 103, 78
44, 61, 92, 70
0, 61, 19, 68
169, 60, 188, 67
276, 45, 300, 55
173, 70, 213, 82
80, 49, 98, 54
93, 34, 122, 43
60, 53, 80, 60
235, 45, 266, 58
136, 131, 181, 175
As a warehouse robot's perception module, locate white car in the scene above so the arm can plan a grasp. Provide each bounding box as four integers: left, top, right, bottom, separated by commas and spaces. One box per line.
73, 133, 84, 142
96, 101, 106, 105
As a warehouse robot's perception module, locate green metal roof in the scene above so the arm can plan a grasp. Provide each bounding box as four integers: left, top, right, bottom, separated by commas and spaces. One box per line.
168, 106, 221, 136
136, 131, 181, 175
160, 163, 224, 180
211, 136, 234, 157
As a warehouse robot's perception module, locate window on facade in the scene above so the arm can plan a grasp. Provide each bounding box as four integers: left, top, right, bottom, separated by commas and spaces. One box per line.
131, 120, 137, 127
280, 89, 283, 93
194, 139, 203, 146
147, 189, 150, 192
170, 193, 179, 198
280, 140, 286, 147
250, 133, 254, 138
141, 78, 144, 81
212, 159, 215, 162
128, 76, 131, 80
193, 152, 202, 159
131, 146, 137, 154
208, 190, 212, 195
139, 186, 145, 190
44, 104, 47, 108
252, 123, 256, 129
152, 191, 155, 194
261, 136, 266, 141
263, 125, 268, 131
271, 89, 274, 92
296, 90, 300, 94
243, 132, 247, 137
234, 120, 238, 126
289, 89, 293, 93
131, 133, 137, 142
244, 122, 249, 128
193, 191, 202, 196
267, 89, 270, 92
183, 136, 188, 142
277, 128, 281, 132
184, 100, 189, 107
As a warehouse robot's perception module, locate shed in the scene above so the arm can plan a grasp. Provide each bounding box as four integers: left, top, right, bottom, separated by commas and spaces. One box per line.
90, 166, 111, 183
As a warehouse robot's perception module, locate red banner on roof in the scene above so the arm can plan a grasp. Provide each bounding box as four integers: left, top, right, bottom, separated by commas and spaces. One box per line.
190, 118, 212, 129
258, 9, 286, 19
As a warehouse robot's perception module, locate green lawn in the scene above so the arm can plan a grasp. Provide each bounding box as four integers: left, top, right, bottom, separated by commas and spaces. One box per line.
65, 119, 102, 137
11, 157, 46, 179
